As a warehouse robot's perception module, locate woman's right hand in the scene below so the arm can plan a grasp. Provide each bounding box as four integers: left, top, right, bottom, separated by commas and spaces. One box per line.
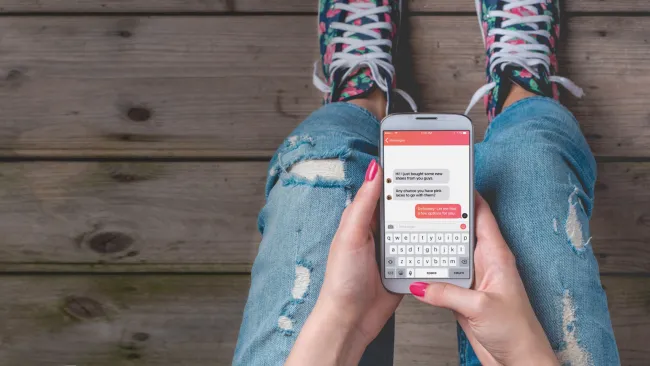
409, 194, 559, 366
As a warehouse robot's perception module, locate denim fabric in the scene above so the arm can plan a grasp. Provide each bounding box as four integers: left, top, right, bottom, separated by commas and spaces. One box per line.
234, 98, 619, 365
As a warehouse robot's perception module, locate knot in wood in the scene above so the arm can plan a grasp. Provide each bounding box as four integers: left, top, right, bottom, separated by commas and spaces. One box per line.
62, 296, 106, 320
88, 232, 134, 254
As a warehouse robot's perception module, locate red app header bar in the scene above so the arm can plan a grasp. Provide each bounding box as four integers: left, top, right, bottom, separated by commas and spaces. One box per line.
384, 131, 470, 146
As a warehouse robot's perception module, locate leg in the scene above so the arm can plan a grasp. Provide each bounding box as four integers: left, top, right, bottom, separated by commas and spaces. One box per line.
462, 0, 619, 363
235, 0, 414, 363
470, 95, 619, 365
233, 99, 393, 365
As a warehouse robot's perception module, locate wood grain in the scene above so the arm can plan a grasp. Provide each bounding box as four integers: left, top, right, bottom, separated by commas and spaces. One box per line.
0, 274, 647, 365
0, 0, 646, 13
0, 161, 647, 273
0, 17, 648, 158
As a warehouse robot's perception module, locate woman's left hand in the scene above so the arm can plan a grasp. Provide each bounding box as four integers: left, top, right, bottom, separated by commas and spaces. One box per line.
286, 160, 402, 365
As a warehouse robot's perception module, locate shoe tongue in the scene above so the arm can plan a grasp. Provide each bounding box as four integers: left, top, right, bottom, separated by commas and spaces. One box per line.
494, 5, 553, 98
339, 2, 392, 55
330, 1, 395, 102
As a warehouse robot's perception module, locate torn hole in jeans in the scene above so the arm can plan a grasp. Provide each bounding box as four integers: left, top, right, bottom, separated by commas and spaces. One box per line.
565, 186, 592, 252
555, 290, 593, 366
289, 159, 345, 181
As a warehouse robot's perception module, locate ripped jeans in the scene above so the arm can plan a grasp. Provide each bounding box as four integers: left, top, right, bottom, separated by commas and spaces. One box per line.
233, 97, 620, 366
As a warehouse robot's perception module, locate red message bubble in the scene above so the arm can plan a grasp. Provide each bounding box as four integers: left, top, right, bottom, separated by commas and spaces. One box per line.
415, 204, 462, 219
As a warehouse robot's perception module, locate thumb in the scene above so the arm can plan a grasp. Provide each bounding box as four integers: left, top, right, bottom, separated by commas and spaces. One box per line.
410, 282, 483, 318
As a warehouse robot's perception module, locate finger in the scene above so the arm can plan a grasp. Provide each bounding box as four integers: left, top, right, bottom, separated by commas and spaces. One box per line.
340, 160, 383, 232
410, 281, 483, 318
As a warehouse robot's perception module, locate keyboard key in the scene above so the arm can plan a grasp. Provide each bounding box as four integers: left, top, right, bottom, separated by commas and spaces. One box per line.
441, 257, 448, 266
459, 257, 469, 267
407, 245, 414, 254
411, 233, 419, 243
427, 233, 436, 243
386, 257, 396, 267
419, 233, 427, 243
415, 257, 422, 267
398, 257, 406, 266
389, 245, 397, 255
402, 233, 410, 243
449, 245, 457, 254
394, 234, 402, 243
441, 245, 449, 255
424, 257, 431, 266
458, 245, 466, 255
449, 257, 457, 267
407, 257, 414, 266
415, 268, 449, 278
396, 268, 406, 278
445, 233, 453, 242
406, 268, 415, 278
415, 245, 423, 255
432, 257, 440, 266
423, 245, 431, 255
453, 233, 461, 243
398, 245, 406, 255
436, 233, 444, 242
386, 234, 393, 243
462, 233, 470, 243
432, 245, 440, 254
385, 268, 396, 278
450, 269, 469, 278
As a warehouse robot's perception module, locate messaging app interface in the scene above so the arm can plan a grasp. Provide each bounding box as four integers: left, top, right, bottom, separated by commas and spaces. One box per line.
383, 130, 471, 279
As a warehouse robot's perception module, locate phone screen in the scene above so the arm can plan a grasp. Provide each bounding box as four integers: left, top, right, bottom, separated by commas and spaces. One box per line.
383, 130, 471, 279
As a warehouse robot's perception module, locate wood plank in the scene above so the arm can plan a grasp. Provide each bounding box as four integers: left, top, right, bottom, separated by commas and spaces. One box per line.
0, 17, 648, 158
0, 0, 646, 13
0, 161, 647, 273
0, 274, 646, 365
0, 162, 266, 271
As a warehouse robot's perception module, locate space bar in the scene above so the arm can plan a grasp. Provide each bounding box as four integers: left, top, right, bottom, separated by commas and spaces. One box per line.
415, 268, 449, 278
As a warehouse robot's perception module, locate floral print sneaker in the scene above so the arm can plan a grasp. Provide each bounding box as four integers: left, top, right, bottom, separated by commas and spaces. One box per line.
465, 0, 584, 121
313, 0, 417, 114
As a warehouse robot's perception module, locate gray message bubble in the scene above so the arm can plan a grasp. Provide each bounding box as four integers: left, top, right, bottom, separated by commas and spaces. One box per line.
393, 169, 450, 184
393, 186, 450, 200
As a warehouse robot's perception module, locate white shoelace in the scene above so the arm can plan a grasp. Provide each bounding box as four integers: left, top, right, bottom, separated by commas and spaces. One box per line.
313, 2, 418, 114
465, 0, 584, 115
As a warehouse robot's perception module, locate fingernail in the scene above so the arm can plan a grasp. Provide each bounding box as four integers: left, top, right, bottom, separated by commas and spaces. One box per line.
365, 160, 378, 181
409, 282, 428, 297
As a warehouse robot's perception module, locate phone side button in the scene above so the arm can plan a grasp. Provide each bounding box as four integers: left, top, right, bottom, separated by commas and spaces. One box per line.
385, 268, 396, 278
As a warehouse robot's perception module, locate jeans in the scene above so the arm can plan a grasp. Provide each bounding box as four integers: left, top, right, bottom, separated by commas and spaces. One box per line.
233, 97, 620, 366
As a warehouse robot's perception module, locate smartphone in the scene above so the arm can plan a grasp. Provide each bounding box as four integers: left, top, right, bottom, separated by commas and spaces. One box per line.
380, 113, 474, 293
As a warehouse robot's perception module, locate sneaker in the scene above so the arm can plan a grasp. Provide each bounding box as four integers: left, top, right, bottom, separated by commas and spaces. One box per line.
313, 0, 417, 114
465, 0, 584, 121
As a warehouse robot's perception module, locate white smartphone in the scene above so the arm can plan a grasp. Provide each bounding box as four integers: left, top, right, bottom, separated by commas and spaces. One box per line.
380, 113, 475, 293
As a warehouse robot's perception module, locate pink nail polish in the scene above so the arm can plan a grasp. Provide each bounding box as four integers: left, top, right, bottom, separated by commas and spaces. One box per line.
409, 282, 428, 297
365, 160, 378, 181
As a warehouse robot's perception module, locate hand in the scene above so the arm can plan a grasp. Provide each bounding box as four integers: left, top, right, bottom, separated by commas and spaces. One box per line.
286, 160, 402, 365
410, 194, 559, 366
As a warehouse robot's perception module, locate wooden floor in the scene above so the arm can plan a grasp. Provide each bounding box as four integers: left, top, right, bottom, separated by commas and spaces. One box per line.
0, 1, 648, 365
